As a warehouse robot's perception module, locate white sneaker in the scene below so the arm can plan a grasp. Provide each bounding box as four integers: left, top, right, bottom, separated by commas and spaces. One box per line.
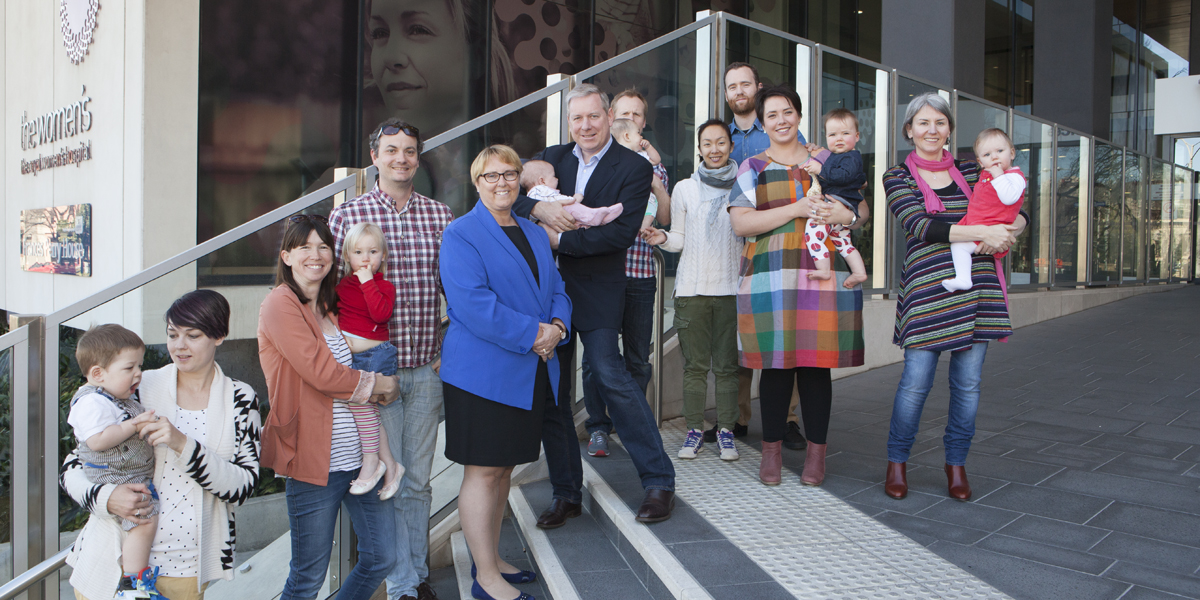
717, 429, 739, 461
678, 428, 704, 459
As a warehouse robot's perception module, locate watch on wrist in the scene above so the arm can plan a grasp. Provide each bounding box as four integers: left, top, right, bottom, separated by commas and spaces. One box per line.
552, 322, 567, 340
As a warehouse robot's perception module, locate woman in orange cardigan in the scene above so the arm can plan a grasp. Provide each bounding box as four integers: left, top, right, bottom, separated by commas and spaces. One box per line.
258, 215, 400, 600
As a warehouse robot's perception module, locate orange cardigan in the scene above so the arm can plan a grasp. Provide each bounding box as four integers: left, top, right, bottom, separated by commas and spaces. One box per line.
258, 285, 374, 485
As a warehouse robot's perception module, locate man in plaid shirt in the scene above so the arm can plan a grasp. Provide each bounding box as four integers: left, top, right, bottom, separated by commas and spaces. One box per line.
329, 119, 452, 600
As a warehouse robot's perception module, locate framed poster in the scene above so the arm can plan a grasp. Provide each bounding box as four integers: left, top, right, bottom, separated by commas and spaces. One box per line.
20, 203, 92, 276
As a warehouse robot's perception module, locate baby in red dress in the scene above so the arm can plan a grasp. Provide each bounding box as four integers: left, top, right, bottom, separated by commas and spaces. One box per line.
942, 128, 1026, 292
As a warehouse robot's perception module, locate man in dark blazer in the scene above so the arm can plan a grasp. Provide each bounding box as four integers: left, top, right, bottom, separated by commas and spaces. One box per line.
513, 83, 676, 525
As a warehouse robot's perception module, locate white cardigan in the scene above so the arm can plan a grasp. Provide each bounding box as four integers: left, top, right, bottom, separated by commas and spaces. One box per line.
659, 171, 743, 297
61, 364, 261, 599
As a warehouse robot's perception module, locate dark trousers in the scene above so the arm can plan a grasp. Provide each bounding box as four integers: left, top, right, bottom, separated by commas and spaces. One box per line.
759, 367, 832, 444
583, 276, 656, 434
541, 332, 584, 504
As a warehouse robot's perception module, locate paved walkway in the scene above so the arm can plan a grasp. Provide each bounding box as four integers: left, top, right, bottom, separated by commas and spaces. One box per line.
794, 286, 1200, 599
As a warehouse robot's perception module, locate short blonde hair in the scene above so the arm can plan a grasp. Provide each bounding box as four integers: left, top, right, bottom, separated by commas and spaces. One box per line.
342, 222, 388, 274
76, 324, 144, 374
470, 145, 523, 184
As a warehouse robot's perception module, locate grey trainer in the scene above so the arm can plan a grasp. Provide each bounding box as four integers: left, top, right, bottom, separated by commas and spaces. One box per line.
588, 431, 610, 457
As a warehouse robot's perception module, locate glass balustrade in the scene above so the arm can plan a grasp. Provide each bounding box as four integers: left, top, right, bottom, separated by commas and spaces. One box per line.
1172, 166, 1195, 281
1123, 153, 1148, 282
954, 94, 1008, 161
1149, 160, 1172, 281
0, 343, 10, 588
1054, 131, 1089, 285
1092, 143, 1123, 283
1009, 114, 1054, 286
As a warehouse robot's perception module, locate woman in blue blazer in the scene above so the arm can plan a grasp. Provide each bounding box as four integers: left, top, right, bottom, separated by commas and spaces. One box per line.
439, 145, 571, 600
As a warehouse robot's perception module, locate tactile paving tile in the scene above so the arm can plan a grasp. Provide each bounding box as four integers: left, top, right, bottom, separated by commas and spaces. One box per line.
862, 536, 976, 582
924, 578, 1016, 599
655, 417, 1013, 599
743, 542, 910, 593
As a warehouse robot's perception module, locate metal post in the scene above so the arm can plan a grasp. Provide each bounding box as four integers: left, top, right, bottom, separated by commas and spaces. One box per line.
16, 316, 46, 600
651, 249, 666, 426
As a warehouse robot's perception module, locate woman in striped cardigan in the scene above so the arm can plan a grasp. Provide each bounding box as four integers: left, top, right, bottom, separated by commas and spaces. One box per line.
882, 93, 1027, 502
61, 290, 262, 600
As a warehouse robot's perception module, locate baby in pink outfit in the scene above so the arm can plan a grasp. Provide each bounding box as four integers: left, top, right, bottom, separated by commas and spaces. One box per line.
522, 160, 623, 228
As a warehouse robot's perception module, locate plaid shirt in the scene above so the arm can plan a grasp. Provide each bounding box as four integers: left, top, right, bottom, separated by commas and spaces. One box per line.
625, 163, 668, 278
329, 184, 453, 368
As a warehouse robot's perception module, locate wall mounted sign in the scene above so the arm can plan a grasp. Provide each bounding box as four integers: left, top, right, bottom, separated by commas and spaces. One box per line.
60, 0, 100, 64
20, 204, 92, 277
19, 88, 93, 175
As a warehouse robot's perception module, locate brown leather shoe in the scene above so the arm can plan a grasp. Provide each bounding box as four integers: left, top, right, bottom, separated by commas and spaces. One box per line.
535, 498, 582, 529
635, 489, 675, 523
885, 461, 908, 499
945, 464, 972, 500
801, 442, 827, 486
759, 440, 782, 485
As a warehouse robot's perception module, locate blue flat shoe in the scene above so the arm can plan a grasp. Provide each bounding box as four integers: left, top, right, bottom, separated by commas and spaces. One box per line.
471, 562, 538, 584
471, 578, 535, 600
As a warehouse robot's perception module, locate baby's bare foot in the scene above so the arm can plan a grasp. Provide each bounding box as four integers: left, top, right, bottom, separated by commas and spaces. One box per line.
808, 270, 832, 281
843, 273, 869, 289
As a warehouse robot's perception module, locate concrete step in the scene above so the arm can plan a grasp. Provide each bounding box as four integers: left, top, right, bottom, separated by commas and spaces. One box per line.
451, 517, 555, 600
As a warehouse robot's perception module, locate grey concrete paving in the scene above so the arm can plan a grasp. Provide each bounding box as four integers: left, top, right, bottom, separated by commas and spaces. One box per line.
802, 285, 1200, 599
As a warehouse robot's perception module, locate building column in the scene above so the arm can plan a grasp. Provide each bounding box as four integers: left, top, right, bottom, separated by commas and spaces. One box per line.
1032, 0, 1114, 138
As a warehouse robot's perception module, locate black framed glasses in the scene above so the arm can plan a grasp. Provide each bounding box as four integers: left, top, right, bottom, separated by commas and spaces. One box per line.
478, 170, 520, 184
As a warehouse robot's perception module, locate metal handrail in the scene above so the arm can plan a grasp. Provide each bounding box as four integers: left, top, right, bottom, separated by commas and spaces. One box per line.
0, 549, 68, 600
651, 248, 666, 425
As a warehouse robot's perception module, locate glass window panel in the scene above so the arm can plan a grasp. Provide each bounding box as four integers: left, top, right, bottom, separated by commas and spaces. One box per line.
983, 0, 1012, 106
1010, 115, 1054, 285
1110, 16, 1138, 149
1054, 131, 1088, 284
198, 0, 359, 286
1013, 0, 1035, 112
724, 21, 800, 91
819, 53, 887, 289
1171, 167, 1194, 279
1148, 160, 1171, 280
954, 96, 1008, 161
1092, 143, 1123, 283
1122, 153, 1147, 281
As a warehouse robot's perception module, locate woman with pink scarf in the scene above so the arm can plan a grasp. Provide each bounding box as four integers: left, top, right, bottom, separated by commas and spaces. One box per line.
880, 93, 1027, 502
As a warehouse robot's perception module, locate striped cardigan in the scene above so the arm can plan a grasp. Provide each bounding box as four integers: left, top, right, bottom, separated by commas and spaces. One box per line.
60, 364, 261, 599
884, 161, 1021, 351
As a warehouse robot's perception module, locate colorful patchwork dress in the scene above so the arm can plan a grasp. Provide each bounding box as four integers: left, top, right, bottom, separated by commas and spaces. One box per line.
728, 153, 865, 370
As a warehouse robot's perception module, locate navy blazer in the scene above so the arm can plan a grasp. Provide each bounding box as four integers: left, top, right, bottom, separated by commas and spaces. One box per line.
513, 138, 653, 331
439, 201, 572, 410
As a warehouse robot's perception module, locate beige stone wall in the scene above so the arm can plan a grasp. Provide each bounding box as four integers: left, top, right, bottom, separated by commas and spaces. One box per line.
4, 0, 199, 341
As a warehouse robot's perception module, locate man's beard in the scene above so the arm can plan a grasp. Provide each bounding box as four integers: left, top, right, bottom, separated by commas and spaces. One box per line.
730, 96, 756, 117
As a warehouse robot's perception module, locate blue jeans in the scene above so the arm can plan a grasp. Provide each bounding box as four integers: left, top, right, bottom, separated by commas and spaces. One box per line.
578, 328, 674, 491
282, 469, 397, 600
583, 276, 655, 435
887, 342, 989, 466
378, 362, 442, 599
351, 342, 399, 376
541, 333, 584, 504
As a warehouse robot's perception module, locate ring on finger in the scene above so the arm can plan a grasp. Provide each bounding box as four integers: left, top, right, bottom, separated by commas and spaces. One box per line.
134, 509, 141, 517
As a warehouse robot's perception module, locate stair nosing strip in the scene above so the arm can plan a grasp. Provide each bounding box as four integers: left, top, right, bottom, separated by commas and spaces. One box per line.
509, 483, 583, 600
581, 461, 715, 600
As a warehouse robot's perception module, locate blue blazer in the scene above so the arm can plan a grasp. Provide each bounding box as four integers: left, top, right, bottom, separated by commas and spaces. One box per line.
439, 201, 572, 410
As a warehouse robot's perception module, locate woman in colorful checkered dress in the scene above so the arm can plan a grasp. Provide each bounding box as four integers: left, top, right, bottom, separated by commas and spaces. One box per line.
881, 93, 1027, 502
727, 86, 866, 488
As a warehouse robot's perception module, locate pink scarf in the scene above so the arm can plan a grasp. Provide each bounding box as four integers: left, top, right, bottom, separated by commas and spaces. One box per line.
904, 150, 973, 214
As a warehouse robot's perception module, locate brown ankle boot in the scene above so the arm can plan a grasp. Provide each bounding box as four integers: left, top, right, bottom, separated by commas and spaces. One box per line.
759, 441, 782, 485
801, 443, 827, 486
945, 464, 972, 500
885, 461, 908, 499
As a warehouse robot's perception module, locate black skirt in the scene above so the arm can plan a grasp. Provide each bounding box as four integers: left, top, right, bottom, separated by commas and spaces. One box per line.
443, 359, 552, 467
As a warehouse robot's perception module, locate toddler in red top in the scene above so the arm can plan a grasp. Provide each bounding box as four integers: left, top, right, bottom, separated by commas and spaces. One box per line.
942, 128, 1027, 292
336, 222, 404, 498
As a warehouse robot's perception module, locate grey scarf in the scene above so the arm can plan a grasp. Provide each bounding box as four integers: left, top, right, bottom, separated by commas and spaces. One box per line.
698, 161, 738, 190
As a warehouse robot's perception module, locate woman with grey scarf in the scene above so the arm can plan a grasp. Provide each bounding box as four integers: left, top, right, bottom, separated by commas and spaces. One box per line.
641, 118, 744, 462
